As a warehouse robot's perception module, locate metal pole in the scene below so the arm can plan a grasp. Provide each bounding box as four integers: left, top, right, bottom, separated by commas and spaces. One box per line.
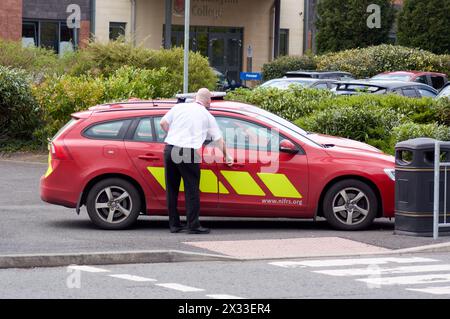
164, 0, 172, 49
434, 141, 440, 239
183, 0, 190, 94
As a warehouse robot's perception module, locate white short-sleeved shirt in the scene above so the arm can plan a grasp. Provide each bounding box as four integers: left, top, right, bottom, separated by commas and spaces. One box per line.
161, 102, 223, 149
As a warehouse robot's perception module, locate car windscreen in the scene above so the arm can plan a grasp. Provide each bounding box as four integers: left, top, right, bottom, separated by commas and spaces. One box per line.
371, 74, 411, 81
260, 79, 310, 89
337, 84, 386, 93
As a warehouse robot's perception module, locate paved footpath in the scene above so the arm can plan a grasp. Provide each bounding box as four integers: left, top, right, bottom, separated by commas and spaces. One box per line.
2, 252, 450, 298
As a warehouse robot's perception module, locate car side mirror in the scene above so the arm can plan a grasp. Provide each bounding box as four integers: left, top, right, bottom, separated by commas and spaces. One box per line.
279, 139, 299, 154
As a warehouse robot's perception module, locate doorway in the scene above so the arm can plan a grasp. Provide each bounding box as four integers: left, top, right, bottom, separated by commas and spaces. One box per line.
164, 25, 243, 83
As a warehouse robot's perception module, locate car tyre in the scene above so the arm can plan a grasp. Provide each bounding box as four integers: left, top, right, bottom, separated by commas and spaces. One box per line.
323, 179, 378, 231
86, 178, 141, 230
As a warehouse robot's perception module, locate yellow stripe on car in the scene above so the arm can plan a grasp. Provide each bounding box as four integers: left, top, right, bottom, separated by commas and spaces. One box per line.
220, 171, 266, 196
147, 167, 229, 194
44, 153, 53, 178
257, 173, 302, 199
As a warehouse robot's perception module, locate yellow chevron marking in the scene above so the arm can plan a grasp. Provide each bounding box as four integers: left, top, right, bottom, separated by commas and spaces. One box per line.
257, 173, 302, 199
220, 171, 265, 196
44, 153, 53, 178
147, 167, 229, 194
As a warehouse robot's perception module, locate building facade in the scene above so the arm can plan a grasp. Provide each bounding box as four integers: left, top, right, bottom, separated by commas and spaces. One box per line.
1, 0, 305, 78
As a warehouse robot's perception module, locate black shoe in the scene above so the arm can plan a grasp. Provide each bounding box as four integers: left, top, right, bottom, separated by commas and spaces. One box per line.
170, 224, 187, 233
188, 227, 210, 234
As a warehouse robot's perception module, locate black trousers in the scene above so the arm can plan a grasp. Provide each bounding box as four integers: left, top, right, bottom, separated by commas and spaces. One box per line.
163, 144, 201, 230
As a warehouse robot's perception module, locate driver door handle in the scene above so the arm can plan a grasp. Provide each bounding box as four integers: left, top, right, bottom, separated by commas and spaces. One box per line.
138, 154, 159, 161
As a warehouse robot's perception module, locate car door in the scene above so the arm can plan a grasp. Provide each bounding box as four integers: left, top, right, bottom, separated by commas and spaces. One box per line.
124, 116, 220, 211
213, 114, 309, 216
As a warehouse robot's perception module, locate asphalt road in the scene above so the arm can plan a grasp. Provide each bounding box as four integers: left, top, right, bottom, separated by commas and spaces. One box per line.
2, 252, 450, 298
0, 160, 449, 257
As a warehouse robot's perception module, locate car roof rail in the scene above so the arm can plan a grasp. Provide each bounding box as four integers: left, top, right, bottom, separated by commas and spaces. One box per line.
175, 92, 227, 103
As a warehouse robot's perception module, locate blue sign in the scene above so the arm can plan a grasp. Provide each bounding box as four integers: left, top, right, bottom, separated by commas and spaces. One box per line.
240, 72, 262, 81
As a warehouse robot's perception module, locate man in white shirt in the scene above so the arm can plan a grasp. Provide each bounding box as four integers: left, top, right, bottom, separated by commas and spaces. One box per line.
160, 88, 232, 234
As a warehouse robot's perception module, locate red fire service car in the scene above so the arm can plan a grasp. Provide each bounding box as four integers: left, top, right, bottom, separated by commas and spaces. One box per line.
40, 93, 395, 231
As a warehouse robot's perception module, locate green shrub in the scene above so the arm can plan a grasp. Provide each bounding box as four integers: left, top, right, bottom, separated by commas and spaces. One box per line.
316, 44, 450, 78
295, 106, 401, 145
316, 0, 395, 54
104, 66, 178, 101
226, 87, 333, 121
68, 41, 216, 91
0, 39, 63, 77
398, 0, 450, 55
392, 122, 450, 145
261, 55, 317, 81
0, 66, 40, 146
32, 75, 106, 143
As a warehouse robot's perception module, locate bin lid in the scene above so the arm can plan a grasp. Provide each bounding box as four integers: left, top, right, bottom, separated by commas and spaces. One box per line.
395, 138, 450, 150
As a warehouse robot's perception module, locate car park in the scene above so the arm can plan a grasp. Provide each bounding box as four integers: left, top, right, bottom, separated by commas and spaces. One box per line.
259, 77, 338, 90
284, 70, 354, 80
334, 80, 438, 98
40, 94, 395, 231
371, 71, 448, 90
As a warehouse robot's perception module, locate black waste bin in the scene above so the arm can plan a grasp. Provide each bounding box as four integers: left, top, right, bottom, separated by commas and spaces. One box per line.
395, 138, 450, 236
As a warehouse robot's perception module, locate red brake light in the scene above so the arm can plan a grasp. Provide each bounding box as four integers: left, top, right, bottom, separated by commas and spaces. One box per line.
51, 141, 72, 160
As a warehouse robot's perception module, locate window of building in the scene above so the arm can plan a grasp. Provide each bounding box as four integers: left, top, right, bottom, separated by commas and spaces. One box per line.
22, 20, 76, 56
109, 22, 127, 41
279, 29, 289, 56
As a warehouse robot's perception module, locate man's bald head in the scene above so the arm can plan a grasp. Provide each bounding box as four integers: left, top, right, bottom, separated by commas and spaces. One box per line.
195, 88, 212, 108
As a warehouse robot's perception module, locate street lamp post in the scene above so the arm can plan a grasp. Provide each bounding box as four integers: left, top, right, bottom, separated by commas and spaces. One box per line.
183, 0, 191, 93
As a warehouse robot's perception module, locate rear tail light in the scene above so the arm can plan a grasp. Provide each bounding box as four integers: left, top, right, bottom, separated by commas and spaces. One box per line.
50, 141, 72, 160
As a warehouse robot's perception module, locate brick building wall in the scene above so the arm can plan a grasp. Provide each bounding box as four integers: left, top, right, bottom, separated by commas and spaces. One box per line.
0, 0, 23, 41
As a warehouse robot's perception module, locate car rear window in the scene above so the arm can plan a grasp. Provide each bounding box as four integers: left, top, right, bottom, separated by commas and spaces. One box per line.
431, 76, 445, 89
83, 120, 131, 140
52, 118, 78, 141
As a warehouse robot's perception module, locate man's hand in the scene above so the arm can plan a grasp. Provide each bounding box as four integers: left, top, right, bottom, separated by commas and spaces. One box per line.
225, 154, 234, 167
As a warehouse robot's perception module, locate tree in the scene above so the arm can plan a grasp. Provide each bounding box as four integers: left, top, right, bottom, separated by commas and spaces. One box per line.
316, 0, 396, 54
397, 0, 450, 55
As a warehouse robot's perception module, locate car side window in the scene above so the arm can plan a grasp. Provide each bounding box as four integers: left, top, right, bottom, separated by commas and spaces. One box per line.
133, 118, 154, 142
84, 120, 131, 140
402, 88, 419, 97
215, 116, 280, 151
153, 116, 167, 142
418, 88, 437, 98
416, 75, 428, 85
431, 76, 445, 90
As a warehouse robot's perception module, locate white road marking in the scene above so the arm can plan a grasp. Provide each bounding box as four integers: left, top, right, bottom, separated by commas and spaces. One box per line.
314, 264, 450, 277
109, 274, 156, 282
269, 257, 437, 268
407, 286, 450, 295
156, 283, 204, 292
206, 294, 244, 299
357, 273, 450, 286
67, 265, 110, 273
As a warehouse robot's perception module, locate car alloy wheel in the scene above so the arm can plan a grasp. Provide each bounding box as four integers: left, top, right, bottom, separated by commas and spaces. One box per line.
94, 186, 132, 224
331, 187, 369, 226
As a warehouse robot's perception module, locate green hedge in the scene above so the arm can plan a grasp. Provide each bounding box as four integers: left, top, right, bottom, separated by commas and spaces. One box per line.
32, 65, 185, 142
316, 44, 450, 78
261, 55, 317, 81
0, 66, 40, 146
226, 87, 450, 154
67, 41, 217, 91
0, 39, 63, 78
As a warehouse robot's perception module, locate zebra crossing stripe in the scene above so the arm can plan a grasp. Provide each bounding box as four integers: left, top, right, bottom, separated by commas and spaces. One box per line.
357, 273, 450, 286
314, 264, 450, 277
407, 286, 450, 295
269, 257, 437, 268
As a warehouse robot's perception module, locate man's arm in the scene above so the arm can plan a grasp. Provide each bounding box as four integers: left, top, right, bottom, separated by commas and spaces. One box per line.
160, 119, 170, 132
215, 137, 233, 165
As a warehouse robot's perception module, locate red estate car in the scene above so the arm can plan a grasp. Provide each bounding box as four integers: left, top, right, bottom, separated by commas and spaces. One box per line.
371, 71, 448, 90
40, 96, 395, 231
